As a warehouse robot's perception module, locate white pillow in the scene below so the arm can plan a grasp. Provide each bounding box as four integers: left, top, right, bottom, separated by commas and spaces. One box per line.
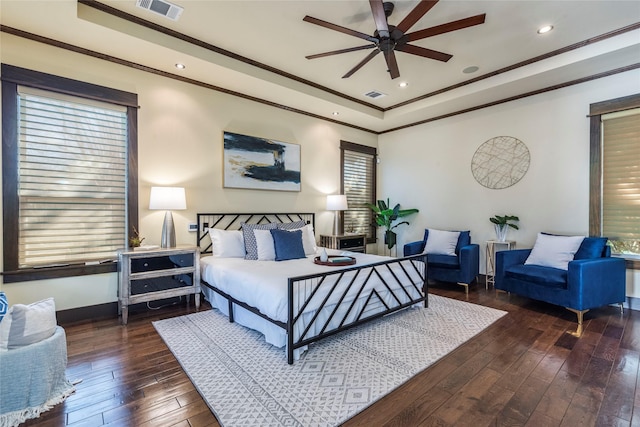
208, 228, 245, 258
290, 224, 317, 255
0, 298, 57, 350
422, 229, 460, 256
524, 233, 585, 270
254, 229, 276, 261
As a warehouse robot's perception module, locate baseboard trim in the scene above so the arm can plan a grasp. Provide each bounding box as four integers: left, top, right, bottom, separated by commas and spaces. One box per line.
55, 296, 190, 325
57, 302, 118, 325
624, 296, 640, 312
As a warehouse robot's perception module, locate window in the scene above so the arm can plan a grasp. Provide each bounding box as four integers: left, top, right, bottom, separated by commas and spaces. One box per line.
589, 93, 640, 269
2, 65, 138, 282
340, 141, 377, 241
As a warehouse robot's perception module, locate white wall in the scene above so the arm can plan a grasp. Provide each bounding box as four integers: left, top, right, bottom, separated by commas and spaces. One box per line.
0, 34, 377, 309
378, 70, 640, 298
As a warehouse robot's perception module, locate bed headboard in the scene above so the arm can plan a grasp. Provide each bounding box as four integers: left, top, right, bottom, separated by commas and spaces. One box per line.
196, 213, 315, 254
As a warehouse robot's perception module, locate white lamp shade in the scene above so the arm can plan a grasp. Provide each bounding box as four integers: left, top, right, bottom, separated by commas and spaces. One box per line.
326, 194, 348, 211
149, 187, 187, 210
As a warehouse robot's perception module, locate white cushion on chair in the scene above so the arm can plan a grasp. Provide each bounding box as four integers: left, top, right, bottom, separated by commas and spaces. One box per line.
422, 229, 460, 256
525, 233, 585, 270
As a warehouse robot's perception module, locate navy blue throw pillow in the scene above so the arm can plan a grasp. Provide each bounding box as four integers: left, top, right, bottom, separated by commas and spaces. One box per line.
270, 229, 306, 261
574, 237, 607, 259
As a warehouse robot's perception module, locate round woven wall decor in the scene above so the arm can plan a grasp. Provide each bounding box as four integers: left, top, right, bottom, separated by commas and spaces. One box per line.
471, 136, 530, 189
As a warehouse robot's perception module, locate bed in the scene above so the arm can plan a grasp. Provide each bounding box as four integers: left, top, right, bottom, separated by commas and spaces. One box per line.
196, 213, 428, 364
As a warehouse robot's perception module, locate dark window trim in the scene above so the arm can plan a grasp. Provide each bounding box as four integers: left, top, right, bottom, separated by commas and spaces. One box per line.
340, 141, 377, 244
1, 64, 138, 282
589, 92, 640, 270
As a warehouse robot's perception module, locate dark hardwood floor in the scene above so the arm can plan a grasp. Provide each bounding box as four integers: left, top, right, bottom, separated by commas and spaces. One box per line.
24, 282, 639, 427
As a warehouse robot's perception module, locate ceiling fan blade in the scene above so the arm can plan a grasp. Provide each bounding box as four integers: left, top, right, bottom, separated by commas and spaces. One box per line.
369, 0, 389, 38
306, 45, 376, 60
342, 49, 381, 78
396, 0, 439, 33
383, 49, 400, 79
405, 14, 486, 42
396, 44, 452, 62
303, 16, 377, 43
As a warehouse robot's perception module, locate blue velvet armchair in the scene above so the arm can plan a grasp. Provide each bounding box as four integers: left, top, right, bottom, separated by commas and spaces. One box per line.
404, 230, 479, 295
495, 237, 626, 336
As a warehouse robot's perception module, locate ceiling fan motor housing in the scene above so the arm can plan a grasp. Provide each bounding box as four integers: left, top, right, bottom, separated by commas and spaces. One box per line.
383, 2, 395, 17
374, 26, 407, 52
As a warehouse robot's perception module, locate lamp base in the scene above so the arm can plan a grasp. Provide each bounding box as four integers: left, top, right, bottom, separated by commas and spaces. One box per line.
333, 211, 341, 235
161, 211, 176, 248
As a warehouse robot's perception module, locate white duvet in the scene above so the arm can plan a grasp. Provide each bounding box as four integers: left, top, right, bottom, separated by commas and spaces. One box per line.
200, 249, 398, 322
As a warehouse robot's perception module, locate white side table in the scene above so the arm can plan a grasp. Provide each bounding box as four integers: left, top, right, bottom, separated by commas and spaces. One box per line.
485, 240, 516, 289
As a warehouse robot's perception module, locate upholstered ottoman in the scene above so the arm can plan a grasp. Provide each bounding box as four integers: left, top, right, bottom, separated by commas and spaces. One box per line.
0, 297, 75, 427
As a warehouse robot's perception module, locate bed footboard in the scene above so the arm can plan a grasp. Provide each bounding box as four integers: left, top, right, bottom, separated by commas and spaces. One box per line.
286, 253, 428, 364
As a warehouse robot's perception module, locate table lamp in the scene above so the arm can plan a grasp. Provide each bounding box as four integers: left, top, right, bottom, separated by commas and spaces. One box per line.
326, 194, 348, 235
149, 186, 186, 248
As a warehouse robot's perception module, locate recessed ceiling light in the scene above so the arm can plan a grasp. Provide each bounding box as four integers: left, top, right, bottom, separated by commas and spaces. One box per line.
398, 82, 409, 88
175, 63, 186, 70
537, 25, 554, 34
463, 66, 479, 74
332, 111, 339, 116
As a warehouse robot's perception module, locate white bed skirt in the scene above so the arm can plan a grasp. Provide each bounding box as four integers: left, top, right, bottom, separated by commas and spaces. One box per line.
201, 286, 312, 360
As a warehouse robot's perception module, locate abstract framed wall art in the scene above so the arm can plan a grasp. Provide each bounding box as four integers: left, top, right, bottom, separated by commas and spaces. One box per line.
223, 131, 301, 191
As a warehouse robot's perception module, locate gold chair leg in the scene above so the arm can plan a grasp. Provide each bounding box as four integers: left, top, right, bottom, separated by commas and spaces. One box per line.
566, 308, 589, 337
457, 282, 469, 296
495, 289, 509, 299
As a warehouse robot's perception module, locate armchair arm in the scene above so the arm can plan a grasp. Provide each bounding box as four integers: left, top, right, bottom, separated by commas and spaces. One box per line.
458, 244, 479, 284
404, 241, 425, 257
567, 257, 626, 310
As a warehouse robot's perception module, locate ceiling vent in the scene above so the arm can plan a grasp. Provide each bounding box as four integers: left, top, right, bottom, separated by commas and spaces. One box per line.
136, 0, 184, 21
364, 90, 387, 99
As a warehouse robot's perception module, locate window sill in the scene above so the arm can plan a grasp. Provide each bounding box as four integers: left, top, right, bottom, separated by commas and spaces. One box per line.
613, 255, 640, 270
2, 261, 117, 283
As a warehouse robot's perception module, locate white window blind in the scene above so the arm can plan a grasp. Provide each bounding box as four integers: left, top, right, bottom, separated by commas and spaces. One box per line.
342, 147, 375, 238
18, 86, 127, 267
602, 108, 640, 255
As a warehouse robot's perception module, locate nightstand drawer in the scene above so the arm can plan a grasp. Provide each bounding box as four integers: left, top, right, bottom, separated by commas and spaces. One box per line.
131, 275, 193, 295
320, 234, 366, 254
131, 254, 194, 273
339, 237, 364, 249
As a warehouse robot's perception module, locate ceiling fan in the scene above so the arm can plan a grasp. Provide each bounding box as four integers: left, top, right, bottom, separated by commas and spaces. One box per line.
303, 0, 486, 79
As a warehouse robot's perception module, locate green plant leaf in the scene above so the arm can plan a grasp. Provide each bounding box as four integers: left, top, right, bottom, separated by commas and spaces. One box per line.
490, 214, 519, 228
390, 220, 410, 231
366, 199, 419, 235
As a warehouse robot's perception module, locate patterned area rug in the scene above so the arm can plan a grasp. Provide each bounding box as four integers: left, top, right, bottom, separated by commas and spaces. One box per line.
153, 295, 506, 426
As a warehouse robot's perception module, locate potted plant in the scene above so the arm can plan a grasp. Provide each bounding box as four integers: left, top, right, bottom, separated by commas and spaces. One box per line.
489, 215, 519, 242
366, 199, 419, 250
129, 226, 145, 248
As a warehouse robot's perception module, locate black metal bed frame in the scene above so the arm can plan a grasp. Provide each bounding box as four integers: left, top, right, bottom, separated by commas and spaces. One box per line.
197, 213, 428, 364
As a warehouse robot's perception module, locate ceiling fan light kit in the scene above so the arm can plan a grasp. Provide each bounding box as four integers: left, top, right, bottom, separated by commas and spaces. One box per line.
303, 0, 486, 80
